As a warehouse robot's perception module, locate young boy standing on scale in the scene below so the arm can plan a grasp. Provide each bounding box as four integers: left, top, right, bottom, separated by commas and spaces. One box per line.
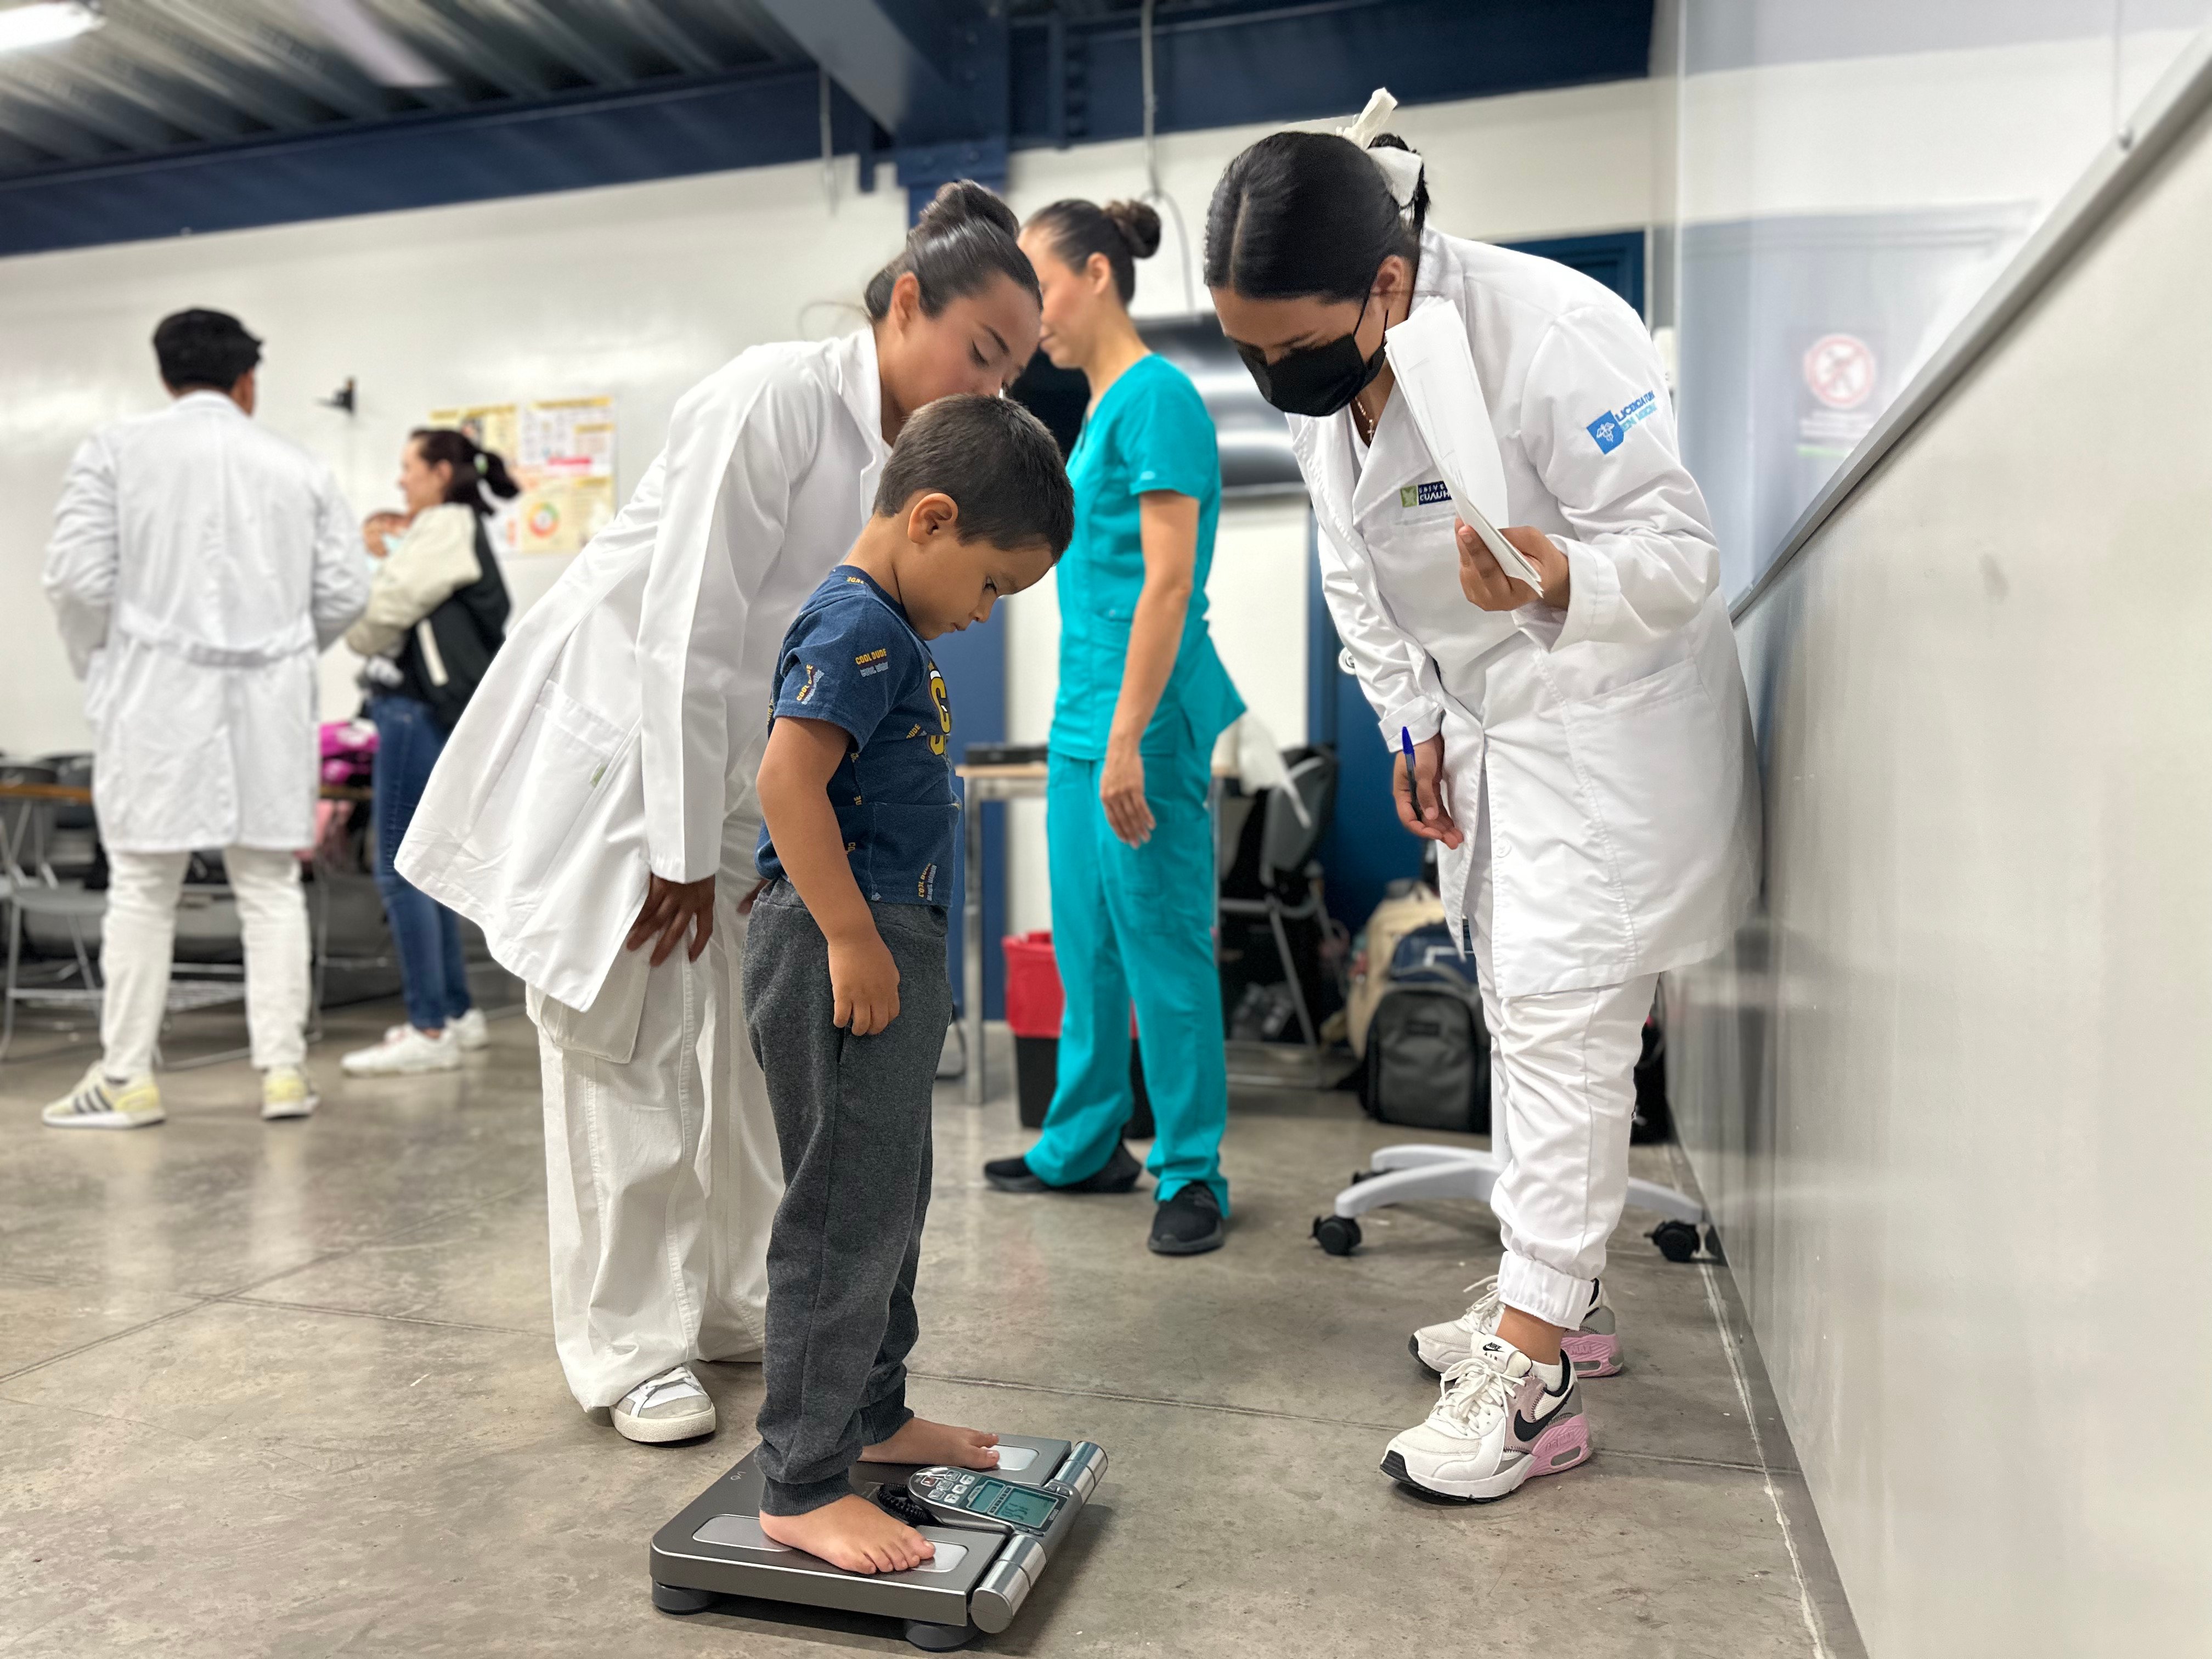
746, 395, 1074, 1572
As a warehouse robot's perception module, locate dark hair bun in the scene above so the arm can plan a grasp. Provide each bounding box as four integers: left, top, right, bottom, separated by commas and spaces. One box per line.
1102, 199, 1163, 260
918, 179, 1020, 242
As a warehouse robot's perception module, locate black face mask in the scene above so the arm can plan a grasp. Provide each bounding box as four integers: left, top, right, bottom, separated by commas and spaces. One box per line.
1234, 288, 1387, 418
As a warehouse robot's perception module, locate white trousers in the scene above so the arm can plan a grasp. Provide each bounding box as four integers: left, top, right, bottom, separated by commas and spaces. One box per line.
534, 894, 783, 1410
1470, 797, 1658, 1329
100, 846, 309, 1077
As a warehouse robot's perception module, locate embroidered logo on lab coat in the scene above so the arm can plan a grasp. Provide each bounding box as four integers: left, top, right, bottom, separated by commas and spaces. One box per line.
1397, 480, 1455, 517
1585, 390, 1658, 454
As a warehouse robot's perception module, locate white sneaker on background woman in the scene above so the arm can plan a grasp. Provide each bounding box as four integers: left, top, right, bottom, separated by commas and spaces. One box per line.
341, 1024, 460, 1075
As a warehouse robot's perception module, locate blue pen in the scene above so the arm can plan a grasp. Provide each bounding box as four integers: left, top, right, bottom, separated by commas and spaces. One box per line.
1400, 726, 1417, 805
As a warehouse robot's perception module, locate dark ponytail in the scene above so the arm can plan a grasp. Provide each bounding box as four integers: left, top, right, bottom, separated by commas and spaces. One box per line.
1204, 129, 1429, 302
1026, 197, 1161, 306
410, 427, 520, 516
865, 180, 1041, 321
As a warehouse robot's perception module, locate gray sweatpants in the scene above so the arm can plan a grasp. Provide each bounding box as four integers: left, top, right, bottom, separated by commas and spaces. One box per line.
743, 880, 953, 1516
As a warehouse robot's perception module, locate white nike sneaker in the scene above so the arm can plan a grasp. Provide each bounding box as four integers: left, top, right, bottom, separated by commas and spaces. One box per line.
448, 1008, 490, 1052
340, 1024, 461, 1076
612, 1365, 717, 1444
1410, 1275, 1622, 1378
42, 1066, 163, 1130
261, 1065, 320, 1120
1383, 1335, 1590, 1503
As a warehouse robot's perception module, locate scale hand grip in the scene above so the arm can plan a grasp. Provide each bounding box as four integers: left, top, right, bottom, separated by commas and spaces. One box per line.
969, 1535, 1046, 1633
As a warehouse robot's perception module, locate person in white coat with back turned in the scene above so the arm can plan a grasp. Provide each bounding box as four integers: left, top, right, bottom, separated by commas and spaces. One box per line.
41, 308, 367, 1131
1208, 97, 1760, 1506
397, 184, 1043, 1446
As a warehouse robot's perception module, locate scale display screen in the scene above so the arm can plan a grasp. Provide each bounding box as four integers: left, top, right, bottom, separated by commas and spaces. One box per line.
972, 1480, 1057, 1528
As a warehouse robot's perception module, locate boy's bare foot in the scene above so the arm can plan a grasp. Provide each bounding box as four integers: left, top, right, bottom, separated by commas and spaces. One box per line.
860, 1417, 1002, 1469
757, 1496, 935, 1575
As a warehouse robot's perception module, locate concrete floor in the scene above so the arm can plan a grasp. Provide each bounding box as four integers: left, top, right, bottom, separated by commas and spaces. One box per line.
0, 1000, 1865, 1658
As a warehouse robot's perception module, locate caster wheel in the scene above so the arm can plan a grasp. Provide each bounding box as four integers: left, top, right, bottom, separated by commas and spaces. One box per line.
652, 1582, 717, 1615
1312, 1215, 1362, 1256
1705, 1225, 1726, 1264
905, 1619, 979, 1651
1650, 1219, 1700, 1263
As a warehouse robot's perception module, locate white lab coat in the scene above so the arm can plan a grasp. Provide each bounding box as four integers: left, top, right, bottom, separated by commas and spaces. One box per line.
42, 391, 366, 854
396, 328, 890, 1012
1294, 229, 1760, 997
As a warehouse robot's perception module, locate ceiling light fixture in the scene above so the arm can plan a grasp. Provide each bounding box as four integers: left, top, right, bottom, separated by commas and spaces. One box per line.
0, 1, 104, 55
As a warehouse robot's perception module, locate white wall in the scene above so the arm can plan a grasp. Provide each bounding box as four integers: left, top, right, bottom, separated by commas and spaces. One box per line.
0, 78, 1652, 910
1668, 32, 2212, 1659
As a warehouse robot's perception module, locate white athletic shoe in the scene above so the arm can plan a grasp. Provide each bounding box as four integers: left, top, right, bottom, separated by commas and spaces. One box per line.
1410, 1276, 1622, 1378
42, 1066, 163, 1130
449, 1008, 490, 1052
612, 1365, 717, 1444
261, 1065, 320, 1120
1383, 1335, 1590, 1503
340, 1024, 461, 1076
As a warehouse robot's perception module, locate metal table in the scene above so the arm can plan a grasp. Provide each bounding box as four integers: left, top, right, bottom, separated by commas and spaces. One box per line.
953, 762, 1047, 1106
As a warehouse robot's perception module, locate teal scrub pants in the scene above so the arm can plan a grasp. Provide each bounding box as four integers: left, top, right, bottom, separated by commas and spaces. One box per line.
1025, 738, 1229, 1209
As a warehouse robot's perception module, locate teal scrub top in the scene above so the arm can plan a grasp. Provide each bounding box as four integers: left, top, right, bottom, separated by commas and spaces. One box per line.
1051, 353, 1245, 761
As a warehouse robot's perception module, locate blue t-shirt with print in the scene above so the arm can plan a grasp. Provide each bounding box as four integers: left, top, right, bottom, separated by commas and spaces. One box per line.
754, 566, 958, 906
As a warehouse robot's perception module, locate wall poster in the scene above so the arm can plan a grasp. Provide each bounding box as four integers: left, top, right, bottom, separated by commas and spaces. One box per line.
427, 396, 617, 556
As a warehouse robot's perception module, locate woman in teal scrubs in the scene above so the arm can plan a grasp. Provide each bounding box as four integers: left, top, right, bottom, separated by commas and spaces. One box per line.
983, 198, 1244, 1256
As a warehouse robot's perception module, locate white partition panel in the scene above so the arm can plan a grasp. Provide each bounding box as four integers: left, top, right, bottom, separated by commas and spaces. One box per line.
1669, 36, 2212, 1659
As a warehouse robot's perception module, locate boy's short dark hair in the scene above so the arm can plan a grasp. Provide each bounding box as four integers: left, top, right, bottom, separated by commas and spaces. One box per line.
153, 309, 262, 392
873, 393, 1075, 558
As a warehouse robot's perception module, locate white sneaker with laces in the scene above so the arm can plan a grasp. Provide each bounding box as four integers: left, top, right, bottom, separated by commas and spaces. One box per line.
612, 1365, 717, 1444
42, 1065, 163, 1130
261, 1065, 319, 1120
1410, 1275, 1622, 1378
1383, 1335, 1590, 1503
341, 1024, 461, 1076
449, 1008, 490, 1052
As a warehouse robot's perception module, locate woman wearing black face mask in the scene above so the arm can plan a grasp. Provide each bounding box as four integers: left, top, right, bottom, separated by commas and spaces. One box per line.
1207, 92, 1759, 1508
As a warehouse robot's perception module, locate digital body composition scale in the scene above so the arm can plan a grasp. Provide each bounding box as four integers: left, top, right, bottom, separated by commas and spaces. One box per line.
649, 1435, 1107, 1651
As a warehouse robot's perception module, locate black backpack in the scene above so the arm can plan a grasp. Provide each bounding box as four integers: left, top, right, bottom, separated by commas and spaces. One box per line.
394, 518, 512, 731
1359, 921, 1489, 1133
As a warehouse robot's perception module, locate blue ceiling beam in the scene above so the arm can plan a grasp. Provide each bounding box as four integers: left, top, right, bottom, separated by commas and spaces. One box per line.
749, 1, 1011, 221
0, 1, 1654, 259
0, 67, 876, 258
747, 0, 961, 138
1011, 0, 1656, 146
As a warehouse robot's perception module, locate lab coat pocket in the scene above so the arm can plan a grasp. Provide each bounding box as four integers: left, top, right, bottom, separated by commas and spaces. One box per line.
1556, 654, 1736, 943
528, 938, 650, 1065
464, 681, 633, 907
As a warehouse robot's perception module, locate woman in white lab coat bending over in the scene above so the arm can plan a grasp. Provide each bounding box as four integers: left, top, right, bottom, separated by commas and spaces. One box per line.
1207, 96, 1759, 1505
397, 184, 1043, 1446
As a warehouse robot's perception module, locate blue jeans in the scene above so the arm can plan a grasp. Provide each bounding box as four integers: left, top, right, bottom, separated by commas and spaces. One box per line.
369, 694, 473, 1033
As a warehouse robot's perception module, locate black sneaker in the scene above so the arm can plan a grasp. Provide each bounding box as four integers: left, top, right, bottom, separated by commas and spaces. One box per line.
983, 1140, 1143, 1194
1147, 1184, 1224, 1256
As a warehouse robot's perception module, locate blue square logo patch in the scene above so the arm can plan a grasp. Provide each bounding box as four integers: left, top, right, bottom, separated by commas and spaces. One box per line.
1585, 390, 1658, 455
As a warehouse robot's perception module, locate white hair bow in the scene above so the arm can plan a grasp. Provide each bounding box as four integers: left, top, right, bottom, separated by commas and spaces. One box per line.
1339, 87, 1424, 208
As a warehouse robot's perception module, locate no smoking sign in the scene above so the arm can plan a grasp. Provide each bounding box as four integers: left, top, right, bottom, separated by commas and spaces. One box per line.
1803, 333, 1876, 410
